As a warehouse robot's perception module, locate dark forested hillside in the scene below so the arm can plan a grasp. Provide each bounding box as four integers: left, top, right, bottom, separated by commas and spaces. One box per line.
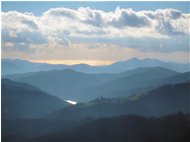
2, 79, 68, 119
32, 112, 190, 142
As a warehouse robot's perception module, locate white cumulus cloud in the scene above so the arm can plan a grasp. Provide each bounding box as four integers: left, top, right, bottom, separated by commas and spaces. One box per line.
1, 7, 189, 56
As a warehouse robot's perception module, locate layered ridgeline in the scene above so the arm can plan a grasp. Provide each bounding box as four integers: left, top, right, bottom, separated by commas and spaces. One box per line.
45, 82, 190, 121
2, 79, 69, 119
2, 59, 190, 142
2, 82, 189, 142
2, 58, 190, 75
4, 67, 190, 102
4, 69, 117, 101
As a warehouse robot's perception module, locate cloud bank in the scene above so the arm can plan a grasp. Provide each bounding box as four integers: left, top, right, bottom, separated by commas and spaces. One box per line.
2, 7, 190, 63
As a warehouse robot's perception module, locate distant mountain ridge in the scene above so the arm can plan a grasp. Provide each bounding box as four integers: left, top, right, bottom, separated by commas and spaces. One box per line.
4, 69, 118, 101
5, 67, 184, 102
2, 58, 189, 75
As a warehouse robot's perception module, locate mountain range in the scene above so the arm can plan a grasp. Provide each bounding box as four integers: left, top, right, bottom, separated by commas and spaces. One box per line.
2, 58, 190, 75
2, 58, 190, 142
4, 67, 190, 102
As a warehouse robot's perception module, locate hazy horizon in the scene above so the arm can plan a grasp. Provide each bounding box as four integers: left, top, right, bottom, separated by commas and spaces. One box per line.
2, 56, 190, 66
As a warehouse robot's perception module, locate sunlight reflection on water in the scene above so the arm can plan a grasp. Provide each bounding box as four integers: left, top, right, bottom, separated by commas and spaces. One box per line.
65, 100, 77, 105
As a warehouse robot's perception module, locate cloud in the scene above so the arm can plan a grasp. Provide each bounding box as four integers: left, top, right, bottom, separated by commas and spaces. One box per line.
2, 11, 37, 31
21, 19, 38, 30
2, 11, 47, 46
40, 7, 189, 37
2, 28, 47, 44
144, 8, 182, 20
155, 20, 183, 35
78, 7, 106, 27
1, 7, 190, 55
108, 8, 151, 28
143, 9, 188, 35
54, 37, 71, 47
2, 42, 36, 53
44, 7, 80, 20
114, 36, 189, 52
2, 42, 189, 64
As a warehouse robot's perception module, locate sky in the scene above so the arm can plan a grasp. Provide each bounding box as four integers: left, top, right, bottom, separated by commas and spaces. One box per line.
1, 1, 190, 65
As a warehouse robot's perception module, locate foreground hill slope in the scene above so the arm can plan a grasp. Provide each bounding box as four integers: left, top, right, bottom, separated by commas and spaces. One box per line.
33, 112, 190, 142
2, 79, 68, 119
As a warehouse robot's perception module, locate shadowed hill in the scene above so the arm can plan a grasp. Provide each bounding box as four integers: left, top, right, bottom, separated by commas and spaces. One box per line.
2, 79, 69, 119
45, 82, 190, 121
82, 70, 190, 100
32, 112, 190, 142
88, 67, 178, 95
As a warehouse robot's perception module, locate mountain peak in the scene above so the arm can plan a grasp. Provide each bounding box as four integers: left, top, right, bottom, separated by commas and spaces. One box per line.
127, 57, 141, 62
